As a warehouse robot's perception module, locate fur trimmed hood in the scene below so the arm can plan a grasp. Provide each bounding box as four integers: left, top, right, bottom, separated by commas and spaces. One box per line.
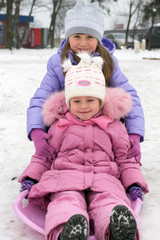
42, 88, 132, 126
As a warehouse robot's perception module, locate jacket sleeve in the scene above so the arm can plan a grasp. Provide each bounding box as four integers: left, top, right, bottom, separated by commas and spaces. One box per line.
19, 122, 62, 183
109, 55, 145, 142
18, 155, 53, 183
27, 54, 64, 140
109, 121, 149, 194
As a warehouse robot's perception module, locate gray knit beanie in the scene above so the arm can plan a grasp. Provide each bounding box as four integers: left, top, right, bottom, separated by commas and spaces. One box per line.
65, 0, 104, 42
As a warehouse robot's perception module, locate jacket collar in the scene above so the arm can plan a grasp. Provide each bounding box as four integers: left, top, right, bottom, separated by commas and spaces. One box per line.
57, 112, 113, 131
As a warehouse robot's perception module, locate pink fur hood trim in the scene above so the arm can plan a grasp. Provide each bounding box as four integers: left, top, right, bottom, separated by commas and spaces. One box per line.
42, 88, 132, 126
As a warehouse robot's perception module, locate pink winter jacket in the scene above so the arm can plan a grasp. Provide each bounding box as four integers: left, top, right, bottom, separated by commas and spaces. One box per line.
19, 88, 148, 209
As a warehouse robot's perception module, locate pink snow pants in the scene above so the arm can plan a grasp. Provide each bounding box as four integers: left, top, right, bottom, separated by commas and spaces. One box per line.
46, 190, 139, 240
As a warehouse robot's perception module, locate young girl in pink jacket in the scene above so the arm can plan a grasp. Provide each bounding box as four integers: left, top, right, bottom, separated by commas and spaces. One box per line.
19, 53, 148, 240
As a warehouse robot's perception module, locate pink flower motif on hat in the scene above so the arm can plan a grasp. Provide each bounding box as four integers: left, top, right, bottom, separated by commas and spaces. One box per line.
78, 80, 91, 86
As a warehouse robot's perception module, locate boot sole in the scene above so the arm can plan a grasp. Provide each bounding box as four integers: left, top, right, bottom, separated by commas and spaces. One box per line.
60, 214, 88, 240
110, 205, 137, 240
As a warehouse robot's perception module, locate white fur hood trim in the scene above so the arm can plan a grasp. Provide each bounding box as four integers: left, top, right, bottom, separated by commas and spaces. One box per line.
42, 88, 132, 126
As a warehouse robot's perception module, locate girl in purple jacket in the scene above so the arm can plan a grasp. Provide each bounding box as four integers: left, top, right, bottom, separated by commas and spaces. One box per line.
20, 53, 148, 240
28, 0, 144, 163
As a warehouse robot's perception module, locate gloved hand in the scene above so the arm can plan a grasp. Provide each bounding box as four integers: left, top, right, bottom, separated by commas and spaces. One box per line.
128, 134, 141, 163
31, 129, 54, 158
128, 185, 144, 201
20, 179, 35, 193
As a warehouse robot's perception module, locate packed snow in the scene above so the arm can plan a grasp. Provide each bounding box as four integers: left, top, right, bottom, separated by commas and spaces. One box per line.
0, 47, 160, 240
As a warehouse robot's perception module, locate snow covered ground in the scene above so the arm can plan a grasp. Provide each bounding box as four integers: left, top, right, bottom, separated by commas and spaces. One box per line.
0, 47, 160, 240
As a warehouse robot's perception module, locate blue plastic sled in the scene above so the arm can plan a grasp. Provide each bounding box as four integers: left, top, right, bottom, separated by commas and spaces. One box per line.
13, 190, 142, 239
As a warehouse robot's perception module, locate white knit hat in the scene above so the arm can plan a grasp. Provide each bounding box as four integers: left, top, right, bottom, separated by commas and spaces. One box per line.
65, 0, 104, 42
62, 52, 105, 108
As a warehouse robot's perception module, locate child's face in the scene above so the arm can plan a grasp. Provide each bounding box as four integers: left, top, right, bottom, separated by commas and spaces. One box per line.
68, 34, 98, 54
69, 96, 101, 121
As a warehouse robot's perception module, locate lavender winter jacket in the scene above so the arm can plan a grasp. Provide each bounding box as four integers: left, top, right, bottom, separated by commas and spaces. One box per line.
20, 88, 148, 209
27, 38, 145, 141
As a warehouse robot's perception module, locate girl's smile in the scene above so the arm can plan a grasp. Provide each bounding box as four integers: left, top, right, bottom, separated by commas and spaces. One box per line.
69, 34, 98, 54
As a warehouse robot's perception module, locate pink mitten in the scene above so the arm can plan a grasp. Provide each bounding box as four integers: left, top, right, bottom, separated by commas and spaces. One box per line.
128, 134, 141, 163
31, 129, 54, 158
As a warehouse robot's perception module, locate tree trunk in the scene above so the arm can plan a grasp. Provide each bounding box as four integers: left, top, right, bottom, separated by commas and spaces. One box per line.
125, 1, 132, 49
14, 0, 21, 49
6, 0, 13, 49
147, 15, 155, 50
132, 5, 141, 44
48, 0, 63, 48
19, 0, 37, 46
50, 12, 56, 48
125, 0, 141, 49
